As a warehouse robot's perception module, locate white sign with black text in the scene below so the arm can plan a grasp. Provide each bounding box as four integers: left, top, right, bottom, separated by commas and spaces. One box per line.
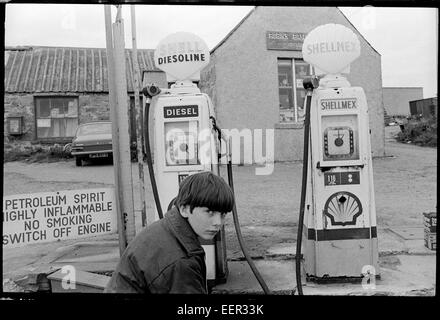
3, 188, 117, 248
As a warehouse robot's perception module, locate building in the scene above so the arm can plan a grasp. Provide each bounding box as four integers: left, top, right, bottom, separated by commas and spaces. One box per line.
383, 87, 424, 117
200, 6, 385, 161
3, 46, 167, 145
5, 7, 386, 162
409, 97, 438, 119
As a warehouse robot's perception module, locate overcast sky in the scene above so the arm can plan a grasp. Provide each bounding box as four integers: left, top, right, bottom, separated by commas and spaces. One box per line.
4, 4, 438, 97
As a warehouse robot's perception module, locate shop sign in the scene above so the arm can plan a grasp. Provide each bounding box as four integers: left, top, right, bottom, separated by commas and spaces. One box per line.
154, 32, 210, 81
266, 31, 306, 51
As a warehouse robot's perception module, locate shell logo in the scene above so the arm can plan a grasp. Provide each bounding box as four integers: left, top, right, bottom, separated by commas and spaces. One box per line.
154, 32, 210, 81
302, 24, 361, 75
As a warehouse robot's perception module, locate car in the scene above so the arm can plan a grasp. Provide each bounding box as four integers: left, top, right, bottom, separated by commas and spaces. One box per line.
71, 121, 113, 166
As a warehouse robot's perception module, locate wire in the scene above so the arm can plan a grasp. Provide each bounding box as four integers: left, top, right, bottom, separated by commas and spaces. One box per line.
209, 121, 272, 295
295, 89, 313, 295
226, 161, 271, 294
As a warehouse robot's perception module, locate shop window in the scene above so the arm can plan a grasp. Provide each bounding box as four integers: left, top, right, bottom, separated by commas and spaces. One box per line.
35, 96, 79, 139
278, 58, 313, 123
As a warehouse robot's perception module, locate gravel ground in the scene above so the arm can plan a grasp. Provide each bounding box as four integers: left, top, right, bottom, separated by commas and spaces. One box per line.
3, 126, 437, 259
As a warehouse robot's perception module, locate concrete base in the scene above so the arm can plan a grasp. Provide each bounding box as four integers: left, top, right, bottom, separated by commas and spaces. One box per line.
212, 254, 435, 296
212, 260, 297, 294
302, 255, 436, 296
2, 227, 436, 295
48, 269, 111, 293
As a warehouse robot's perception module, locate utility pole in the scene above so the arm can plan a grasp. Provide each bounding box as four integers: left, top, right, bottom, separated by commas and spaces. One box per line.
104, 5, 136, 254
104, 5, 126, 255
130, 5, 148, 227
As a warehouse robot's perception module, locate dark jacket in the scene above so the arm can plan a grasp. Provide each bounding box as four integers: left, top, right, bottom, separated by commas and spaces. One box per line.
105, 207, 207, 294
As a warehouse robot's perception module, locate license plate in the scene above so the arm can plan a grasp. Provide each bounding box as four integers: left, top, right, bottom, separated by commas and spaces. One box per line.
90, 153, 108, 158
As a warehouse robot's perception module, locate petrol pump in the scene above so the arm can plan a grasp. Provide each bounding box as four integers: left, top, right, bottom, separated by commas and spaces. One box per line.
141, 32, 229, 287
142, 31, 270, 293
296, 24, 380, 289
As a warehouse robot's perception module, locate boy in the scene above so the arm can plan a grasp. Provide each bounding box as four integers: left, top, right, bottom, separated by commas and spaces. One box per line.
105, 171, 235, 294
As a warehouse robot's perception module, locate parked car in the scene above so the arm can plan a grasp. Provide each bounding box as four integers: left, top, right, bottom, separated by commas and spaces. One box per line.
71, 121, 113, 166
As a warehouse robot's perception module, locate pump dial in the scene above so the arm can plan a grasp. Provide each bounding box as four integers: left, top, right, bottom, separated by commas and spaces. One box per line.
324, 126, 354, 158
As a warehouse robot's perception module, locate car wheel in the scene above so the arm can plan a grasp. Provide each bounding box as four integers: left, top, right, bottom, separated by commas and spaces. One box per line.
75, 157, 83, 167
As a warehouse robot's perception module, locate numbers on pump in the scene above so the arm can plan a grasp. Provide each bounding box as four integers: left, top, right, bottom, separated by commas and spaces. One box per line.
323, 126, 355, 159
165, 130, 198, 166
164, 121, 200, 166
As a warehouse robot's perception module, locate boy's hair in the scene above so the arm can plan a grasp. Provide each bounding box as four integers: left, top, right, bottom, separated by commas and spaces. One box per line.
175, 171, 235, 214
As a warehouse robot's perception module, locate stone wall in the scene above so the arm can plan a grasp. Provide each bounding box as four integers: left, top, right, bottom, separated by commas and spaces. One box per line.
4, 93, 111, 145
4, 94, 35, 142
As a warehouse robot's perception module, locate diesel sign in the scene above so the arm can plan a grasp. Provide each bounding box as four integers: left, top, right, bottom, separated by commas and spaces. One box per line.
164, 105, 199, 118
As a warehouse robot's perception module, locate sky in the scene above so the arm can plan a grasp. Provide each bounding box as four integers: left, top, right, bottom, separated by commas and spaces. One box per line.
4, 4, 438, 98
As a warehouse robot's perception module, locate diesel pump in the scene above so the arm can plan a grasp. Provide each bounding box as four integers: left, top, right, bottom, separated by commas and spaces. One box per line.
141, 32, 270, 293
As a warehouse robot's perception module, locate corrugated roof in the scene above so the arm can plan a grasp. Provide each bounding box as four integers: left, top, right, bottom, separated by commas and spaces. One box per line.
4, 46, 161, 93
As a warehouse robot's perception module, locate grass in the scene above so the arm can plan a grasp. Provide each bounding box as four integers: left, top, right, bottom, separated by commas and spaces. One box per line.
3, 143, 73, 163
396, 117, 437, 147
4, 142, 138, 163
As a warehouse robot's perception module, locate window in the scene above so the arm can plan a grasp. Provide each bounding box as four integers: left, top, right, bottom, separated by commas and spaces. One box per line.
278, 58, 313, 123
35, 97, 79, 139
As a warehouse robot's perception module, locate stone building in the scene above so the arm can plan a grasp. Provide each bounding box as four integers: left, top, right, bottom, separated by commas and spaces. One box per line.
3, 46, 166, 146
200, 6, 385, 161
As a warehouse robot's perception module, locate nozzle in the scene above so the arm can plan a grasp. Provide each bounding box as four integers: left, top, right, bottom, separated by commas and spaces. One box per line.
142, 84, 161, 98
303, 76, 319, 91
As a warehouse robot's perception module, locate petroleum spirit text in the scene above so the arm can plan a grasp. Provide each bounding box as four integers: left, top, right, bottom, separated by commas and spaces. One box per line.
306, 41, 358, 55
321, 99, 357, 110
3, 193, 67, 210
3, 222, 112, 245
3, 230, 47, 245
43, 202, 112, 217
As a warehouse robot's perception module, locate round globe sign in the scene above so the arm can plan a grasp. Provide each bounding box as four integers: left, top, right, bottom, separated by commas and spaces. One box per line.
154, 32, 210, 81
302, 24, 361, 75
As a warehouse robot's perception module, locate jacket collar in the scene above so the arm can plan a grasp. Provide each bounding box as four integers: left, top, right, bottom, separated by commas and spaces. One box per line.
165, 206, 205, 257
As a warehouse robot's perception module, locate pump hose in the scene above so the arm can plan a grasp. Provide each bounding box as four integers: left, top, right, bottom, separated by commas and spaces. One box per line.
225, 152, 271, 295
295, 90, 313, 295
143, 99, 164, 220
209, 117, 271, 294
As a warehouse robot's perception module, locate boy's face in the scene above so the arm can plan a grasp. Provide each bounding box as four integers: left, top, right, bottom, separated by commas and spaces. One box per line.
180, 206, 226, 240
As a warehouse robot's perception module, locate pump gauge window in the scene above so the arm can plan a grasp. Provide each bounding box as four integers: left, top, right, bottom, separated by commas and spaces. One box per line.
323, 127, 359, 161
165, 121, 199, 166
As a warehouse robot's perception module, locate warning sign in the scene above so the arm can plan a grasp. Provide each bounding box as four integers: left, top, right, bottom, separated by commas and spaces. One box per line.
3, 188, 117, 248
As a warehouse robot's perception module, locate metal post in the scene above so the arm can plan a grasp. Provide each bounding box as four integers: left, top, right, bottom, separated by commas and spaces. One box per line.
104, 5, 127, 255
130, 5, 147, 227
112, 5, 136, 243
